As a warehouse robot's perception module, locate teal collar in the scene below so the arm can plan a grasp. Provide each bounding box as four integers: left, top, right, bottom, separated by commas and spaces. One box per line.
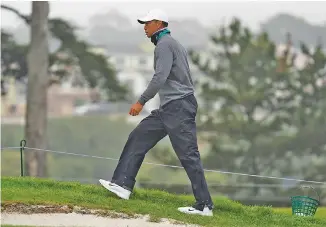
151, 28, 171, 45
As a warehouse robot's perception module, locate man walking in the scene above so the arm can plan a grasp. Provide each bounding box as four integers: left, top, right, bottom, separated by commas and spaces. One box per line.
99, 9, 214, 216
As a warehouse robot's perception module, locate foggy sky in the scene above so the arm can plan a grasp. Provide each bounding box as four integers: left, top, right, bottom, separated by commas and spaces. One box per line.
1, 0, 326, 31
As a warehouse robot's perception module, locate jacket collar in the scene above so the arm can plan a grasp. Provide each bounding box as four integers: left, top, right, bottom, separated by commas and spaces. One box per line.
150, 28, 171, 45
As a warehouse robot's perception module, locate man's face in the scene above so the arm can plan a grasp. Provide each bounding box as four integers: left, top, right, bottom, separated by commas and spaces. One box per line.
144, 20, 162, 38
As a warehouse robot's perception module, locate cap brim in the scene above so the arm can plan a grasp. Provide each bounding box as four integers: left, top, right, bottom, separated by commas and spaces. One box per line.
137, 19, 146, 24
137, 16, 153, 24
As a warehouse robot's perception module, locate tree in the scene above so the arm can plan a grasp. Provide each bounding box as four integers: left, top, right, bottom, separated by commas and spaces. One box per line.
275, 35, 326, 185
1, 30, 28, 82
189, 18, 326, 198
1, 3, 129, 177
1, 4, 128, 101
47, 18, 128, 101
23, 1, 50, 177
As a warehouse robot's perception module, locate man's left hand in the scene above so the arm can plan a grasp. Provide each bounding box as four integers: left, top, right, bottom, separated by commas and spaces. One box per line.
129, 102, 143, 116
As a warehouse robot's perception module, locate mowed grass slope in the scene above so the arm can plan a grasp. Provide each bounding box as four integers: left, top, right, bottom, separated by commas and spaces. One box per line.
1, 177, 325, 227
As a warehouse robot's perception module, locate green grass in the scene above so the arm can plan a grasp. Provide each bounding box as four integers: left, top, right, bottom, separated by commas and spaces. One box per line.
274, 207, 326, 219
1, 177, 326, 227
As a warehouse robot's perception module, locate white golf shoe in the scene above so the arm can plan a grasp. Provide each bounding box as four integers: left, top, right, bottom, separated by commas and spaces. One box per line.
99, 179, 131, 200
178, 204, 213, 216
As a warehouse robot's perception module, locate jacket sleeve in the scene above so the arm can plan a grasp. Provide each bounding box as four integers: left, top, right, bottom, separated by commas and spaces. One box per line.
138, 43, 173, 105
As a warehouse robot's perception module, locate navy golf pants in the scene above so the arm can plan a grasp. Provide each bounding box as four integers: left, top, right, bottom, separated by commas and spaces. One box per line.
111, 94, 213, 206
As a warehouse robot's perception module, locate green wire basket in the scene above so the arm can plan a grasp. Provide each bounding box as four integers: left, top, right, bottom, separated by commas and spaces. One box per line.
291, 185, 320, 217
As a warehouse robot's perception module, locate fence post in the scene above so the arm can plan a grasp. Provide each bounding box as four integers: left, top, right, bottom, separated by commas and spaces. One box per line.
20, 140, 26, 177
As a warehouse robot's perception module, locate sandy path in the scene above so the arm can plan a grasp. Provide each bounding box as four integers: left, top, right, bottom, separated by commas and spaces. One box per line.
1, 212, 201, 227
1, 203, 200, 227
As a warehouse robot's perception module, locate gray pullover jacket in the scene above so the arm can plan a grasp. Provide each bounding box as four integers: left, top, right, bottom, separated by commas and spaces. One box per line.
138, 33, 195, 107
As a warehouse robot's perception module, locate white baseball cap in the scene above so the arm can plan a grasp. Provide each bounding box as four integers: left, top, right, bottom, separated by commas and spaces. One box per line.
137, 9, 169, 24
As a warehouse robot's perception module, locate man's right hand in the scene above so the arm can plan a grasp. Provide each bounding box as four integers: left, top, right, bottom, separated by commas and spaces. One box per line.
129, 102, 143, 116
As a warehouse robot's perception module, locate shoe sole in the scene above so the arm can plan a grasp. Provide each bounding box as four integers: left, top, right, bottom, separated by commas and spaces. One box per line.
99, 179, 130, 200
